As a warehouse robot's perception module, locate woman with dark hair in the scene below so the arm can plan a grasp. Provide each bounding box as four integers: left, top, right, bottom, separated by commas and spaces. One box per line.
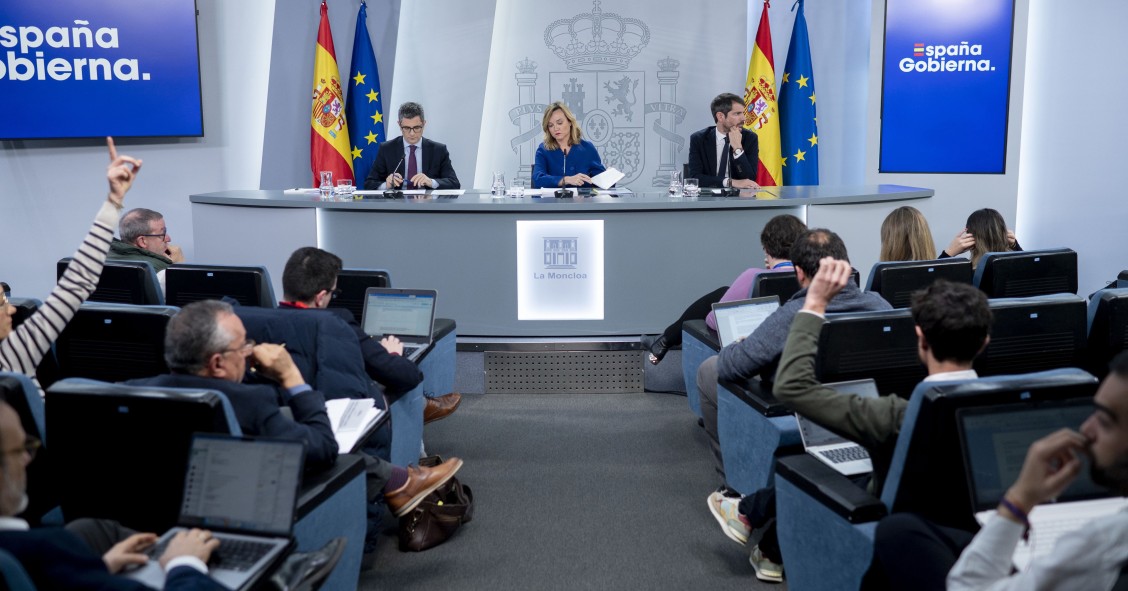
879, 206, 937, 262
940, 208, 1020, 267
643, 214, 807, 365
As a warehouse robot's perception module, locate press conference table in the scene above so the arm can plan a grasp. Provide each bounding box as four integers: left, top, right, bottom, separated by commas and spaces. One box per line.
190, 185, 930, 337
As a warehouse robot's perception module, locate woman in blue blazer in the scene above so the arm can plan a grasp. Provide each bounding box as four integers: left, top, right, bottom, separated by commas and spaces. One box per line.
532, 102, 606, 189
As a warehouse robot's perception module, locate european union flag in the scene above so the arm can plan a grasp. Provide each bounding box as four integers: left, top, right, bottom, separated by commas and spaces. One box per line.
779, 0, 819, 185
345, 2, 386, 186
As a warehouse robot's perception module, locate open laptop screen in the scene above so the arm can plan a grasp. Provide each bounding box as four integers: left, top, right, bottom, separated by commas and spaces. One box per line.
795, 379, 879, 446
179, 435, 303, 537
958, 398, 1102, 512
361, 290, 436, 341
712, 296, 780, 347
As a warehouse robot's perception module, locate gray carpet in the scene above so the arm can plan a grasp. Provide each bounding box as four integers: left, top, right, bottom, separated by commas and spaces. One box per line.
359, 391, 786, 590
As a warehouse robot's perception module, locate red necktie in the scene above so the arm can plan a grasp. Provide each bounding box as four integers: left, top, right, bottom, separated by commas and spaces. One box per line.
407, 144, 418, 187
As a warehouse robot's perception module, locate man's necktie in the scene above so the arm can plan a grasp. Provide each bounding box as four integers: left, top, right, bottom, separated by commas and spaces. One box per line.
719, 136, 731, 180
407, 144, 418, 188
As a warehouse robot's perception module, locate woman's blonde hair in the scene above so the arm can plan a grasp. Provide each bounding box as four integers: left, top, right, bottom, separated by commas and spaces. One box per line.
541, 102, 583, 150
880, 206, 937, 262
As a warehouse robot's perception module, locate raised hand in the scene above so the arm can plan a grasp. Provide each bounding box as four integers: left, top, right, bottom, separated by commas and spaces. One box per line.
106, 137, 143, 208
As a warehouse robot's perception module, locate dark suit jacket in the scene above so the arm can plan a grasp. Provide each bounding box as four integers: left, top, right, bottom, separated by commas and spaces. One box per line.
125, 374, 338, 469
0, 528, 225, 590
363, 137, 460, 190
322, 307, 424, 397
686, 126, 759, 188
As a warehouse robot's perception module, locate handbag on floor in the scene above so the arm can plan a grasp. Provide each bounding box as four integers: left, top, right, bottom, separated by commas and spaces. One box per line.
398, 457, 474, 552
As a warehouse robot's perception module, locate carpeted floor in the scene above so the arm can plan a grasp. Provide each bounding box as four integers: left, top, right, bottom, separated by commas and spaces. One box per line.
359, 390, 786, 590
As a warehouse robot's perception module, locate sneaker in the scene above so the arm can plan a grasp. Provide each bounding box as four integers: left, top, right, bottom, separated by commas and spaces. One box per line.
749, 545, 784, 583
707, 491, 751, 545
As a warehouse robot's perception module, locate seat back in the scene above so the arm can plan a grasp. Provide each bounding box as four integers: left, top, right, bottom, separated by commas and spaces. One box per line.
165, 264, 276, 308
881, 368, 1098, 531
0, 373, 55, 525
55, 303, 178, 383
865, 258, 973, 308
1087, 288, 1128, 378
817, 308, 926, 399
0, 548, 35, 591
973, 248, 1078, 298
46, 378, 240, 532
8, 298, 42, 330
1117, 270, 1128, 289
7, 298, 62, 391
975, 294, 1088, 377
235, 307, 372, 402
57, 258, 163, 305
750, 270, 801, 301
328, 268, 392, 322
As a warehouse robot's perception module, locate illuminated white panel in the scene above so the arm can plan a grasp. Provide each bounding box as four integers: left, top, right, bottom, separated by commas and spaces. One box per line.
516, 220, 604, 320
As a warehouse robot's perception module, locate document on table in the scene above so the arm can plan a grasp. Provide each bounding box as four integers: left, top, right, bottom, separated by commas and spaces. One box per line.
283, 188, 320, 196
325, 398, 386, 454
590, 167, 625, 189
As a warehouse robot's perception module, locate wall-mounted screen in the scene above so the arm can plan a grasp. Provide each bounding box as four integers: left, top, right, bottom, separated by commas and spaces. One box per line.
879, 0, 1015, 174
0, 0, 203, 140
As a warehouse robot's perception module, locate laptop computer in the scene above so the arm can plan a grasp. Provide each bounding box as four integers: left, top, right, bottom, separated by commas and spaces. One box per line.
711, 295, 780, 347
360, 287, 438, 362
126, 434, 303, 590
795, 378, 879, 476
958, 398, 1128, 571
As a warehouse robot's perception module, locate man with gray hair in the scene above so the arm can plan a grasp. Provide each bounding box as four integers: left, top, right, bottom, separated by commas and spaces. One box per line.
363, 101, 460, 190
126, 301, 462, 517
108, 208, 185, 289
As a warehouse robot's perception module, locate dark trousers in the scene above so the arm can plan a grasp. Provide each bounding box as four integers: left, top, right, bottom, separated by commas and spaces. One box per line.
659, 287, 728, 347
865, 512, 975, 591
740, 486, 781, 563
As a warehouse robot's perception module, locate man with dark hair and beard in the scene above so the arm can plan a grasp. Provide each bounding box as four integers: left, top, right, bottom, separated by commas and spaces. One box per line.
907, 350, 1128, 590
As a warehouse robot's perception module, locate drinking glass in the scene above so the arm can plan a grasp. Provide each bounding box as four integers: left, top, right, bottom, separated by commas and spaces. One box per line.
668, 170, 683, 196
492, 171, 506, 196
319, 171, 333, 200
509, 178, 526, 198
336, 179, 354, 199
684, 177, 700, 197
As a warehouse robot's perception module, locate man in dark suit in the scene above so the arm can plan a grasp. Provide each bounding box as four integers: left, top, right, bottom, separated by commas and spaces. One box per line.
687, 92, 761, 189
277, 246, 461, 424
363, 101, 460, 190
0, 399, 225, 590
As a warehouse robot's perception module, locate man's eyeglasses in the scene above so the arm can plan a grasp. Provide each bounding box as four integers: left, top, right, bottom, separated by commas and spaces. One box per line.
0, 293, 9, 308
5, 436, 40, 461
400, 125, 424, 134
330, 288, 342, 300
139, 230, 168, 239
221, 339, 256, 356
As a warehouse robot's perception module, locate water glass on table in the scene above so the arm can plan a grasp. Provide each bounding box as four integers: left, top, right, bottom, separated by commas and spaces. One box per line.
336, 179, 354, 199
491, 171, 506, 196
668, 170, 683, 196
319, 171, 333, 200
683, 177, 700, 197
509, 178, 526, 198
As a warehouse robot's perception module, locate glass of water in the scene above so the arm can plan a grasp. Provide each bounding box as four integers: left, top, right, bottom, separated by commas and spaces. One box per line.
509, 178, 526, 198
684, 177, 700, 197
319, 170, 333, 200
492, 171, 506, 196
668, 170, 683, 196
336, 179, 354, 199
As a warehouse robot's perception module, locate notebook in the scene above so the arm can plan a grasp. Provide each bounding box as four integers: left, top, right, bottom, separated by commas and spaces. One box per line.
125, 434, 303, 591
958, 398, 1128, 571
360, 287, 438, 362
711, 296, 780, 347
326, 398, 386, 453
795, 379, 879, 476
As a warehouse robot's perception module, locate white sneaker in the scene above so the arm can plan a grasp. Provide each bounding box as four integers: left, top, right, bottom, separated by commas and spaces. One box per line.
749, 544, 784, 583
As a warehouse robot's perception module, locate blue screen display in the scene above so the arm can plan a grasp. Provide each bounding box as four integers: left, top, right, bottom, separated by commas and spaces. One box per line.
879, 0, 1015, 174
0, 0, 203, 139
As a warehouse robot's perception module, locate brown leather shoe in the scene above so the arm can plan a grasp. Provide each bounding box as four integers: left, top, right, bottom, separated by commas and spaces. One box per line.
423, 392, 462, 424
384, 457, 464, 517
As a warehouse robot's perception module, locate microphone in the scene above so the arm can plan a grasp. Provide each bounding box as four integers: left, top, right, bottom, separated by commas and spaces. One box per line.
390, 158, 404, 188
383, 158, 405, 198
563, 150, 568, 189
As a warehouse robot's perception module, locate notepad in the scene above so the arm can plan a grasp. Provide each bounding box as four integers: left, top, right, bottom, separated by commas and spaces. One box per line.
326, 398, 386, 454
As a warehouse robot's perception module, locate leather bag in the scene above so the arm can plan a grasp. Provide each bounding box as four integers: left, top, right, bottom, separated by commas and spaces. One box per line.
398, 459, 474, 552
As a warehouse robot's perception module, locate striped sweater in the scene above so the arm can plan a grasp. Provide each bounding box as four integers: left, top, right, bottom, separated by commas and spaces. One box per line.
0, 201, 120, 396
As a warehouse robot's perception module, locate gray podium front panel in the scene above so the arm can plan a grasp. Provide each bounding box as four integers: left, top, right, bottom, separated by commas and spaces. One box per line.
190, 187, 931, 337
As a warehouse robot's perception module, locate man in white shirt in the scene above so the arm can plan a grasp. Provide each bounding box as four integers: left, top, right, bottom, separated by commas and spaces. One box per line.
946, 351, 1128, 590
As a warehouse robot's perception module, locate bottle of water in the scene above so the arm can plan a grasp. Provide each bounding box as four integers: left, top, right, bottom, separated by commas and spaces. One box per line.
492, 171, 506, 196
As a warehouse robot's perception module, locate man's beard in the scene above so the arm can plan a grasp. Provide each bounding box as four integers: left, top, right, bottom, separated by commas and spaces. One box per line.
1090, 453, 1128, 491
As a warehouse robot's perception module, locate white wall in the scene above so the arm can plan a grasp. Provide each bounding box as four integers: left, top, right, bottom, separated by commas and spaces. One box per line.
0, 0, 276, 298
1017, 0, 1128, 295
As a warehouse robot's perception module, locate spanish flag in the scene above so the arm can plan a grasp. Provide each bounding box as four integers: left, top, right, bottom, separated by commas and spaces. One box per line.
310, 1, 353, 186
744, 0, 782, 186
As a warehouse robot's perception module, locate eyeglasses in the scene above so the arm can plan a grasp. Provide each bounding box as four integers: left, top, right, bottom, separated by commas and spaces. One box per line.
400, 125, 424, 134
139, 230, 168, 239
0, 293, 8, 308
5, 437, 40, 461
221, 339, 256, 357
330, 288, 342, 300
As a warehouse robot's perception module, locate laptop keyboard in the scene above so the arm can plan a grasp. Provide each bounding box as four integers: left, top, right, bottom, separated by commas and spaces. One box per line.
402, 345, 422, 358
148, 536, 275, 572
819, 446, 870, 464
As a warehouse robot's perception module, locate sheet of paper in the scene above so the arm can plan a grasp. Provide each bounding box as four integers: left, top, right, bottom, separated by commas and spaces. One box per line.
325, 398, 385, 453
590, 167, 625, 190
283, 188, 320, 196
